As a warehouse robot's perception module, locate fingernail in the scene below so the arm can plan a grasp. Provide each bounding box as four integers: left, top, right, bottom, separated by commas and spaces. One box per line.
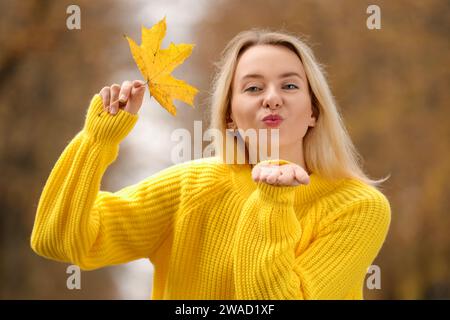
119, 95, 127, 103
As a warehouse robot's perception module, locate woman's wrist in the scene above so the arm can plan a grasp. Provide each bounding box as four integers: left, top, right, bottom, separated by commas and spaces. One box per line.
83, 94, 138, 144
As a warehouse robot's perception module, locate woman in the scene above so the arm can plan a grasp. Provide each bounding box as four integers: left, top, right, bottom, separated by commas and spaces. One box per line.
31, 29, 391, 299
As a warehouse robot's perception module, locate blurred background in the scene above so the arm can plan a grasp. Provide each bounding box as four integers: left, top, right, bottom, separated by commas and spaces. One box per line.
0, 0, 448, 299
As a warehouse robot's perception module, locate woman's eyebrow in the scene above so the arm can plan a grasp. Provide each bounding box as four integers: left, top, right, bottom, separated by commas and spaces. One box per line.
241, 72, 303, 81
279, 72, 303, 80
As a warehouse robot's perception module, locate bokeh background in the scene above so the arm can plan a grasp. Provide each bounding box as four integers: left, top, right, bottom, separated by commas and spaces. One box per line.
1, 0, 448, 299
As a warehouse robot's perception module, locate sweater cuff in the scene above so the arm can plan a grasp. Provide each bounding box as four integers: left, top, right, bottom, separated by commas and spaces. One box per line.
254, 159, 298, 205
256, 182, 296, 205
82, 94, 138, 144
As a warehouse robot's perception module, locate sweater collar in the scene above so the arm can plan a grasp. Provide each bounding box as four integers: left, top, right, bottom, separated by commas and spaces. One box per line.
227, 163, 344, 205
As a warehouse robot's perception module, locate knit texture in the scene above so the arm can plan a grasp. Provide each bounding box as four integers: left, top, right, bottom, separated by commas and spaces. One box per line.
31, 94, 391, 300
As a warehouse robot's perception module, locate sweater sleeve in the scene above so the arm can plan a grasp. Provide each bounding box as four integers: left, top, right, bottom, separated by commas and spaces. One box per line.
30, 94, 184, 270
232, 181, 391, 299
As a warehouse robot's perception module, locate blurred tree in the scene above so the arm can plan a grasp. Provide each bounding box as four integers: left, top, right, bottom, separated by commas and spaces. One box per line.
190, 0, 450, 299
0, 0, 137, 298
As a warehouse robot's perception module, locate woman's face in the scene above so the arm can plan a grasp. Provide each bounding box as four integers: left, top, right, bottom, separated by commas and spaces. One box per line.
230, 44, 316, 152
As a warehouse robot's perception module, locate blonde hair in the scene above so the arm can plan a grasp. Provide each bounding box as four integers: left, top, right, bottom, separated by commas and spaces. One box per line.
207, 28, 389, 188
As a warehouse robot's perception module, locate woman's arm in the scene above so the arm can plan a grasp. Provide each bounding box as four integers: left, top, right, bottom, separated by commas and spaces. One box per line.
30, 94, 185, 270
232, 182, 391, 299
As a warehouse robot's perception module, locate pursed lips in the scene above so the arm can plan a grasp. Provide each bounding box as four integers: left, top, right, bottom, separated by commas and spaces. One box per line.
262, 114, 283, 121
262, 114, 284, 127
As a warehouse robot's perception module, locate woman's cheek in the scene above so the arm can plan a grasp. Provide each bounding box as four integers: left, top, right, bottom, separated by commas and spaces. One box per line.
241, 103, 259, 128
282, 119, 307, 143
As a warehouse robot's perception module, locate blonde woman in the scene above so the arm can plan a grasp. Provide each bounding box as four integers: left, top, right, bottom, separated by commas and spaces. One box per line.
31, 29, 391, 300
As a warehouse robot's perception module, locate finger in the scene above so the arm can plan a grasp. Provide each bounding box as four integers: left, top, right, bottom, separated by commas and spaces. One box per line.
294, 166, 310, 185
277, 165, 298, 186
109, 84, 120, 115
258, 164, 273, 182
124, 80, 146, 114
133, 79, 146, 88
99, 86, 110, 111
251, 165, 262, 182
265, 166, 281, 185
118, 80, 133, 108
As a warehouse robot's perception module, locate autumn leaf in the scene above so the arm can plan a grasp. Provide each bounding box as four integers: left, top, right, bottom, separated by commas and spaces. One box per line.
124, 16, 198, 116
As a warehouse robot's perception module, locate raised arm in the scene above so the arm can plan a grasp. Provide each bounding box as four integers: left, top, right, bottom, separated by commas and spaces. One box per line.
30, 91, 187, 270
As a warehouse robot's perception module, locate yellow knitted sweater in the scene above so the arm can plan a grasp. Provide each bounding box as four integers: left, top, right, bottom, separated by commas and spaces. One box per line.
31, 94, 391, 300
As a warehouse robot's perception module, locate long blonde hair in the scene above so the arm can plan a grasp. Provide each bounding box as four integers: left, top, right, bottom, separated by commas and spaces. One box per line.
207, 28, 389, 188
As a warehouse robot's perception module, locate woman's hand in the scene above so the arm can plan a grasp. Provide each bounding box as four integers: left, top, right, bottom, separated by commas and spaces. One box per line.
99, 80, 146, 115
251, 163, 310, 186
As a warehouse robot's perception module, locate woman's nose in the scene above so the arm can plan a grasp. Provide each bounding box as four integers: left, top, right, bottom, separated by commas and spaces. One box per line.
262, 86, 283, 109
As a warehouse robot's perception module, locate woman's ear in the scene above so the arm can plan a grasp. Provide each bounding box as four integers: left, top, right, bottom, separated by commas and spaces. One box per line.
309, 101, 319, 127
308, 90, 319, 128
309, 115, 316, 127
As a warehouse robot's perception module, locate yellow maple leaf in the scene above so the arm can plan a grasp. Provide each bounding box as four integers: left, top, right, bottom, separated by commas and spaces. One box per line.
124, 16, 198, 116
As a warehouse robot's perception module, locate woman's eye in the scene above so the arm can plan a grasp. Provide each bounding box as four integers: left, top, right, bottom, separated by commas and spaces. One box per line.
245, 86, 261, 92
284, 84, 299, 90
